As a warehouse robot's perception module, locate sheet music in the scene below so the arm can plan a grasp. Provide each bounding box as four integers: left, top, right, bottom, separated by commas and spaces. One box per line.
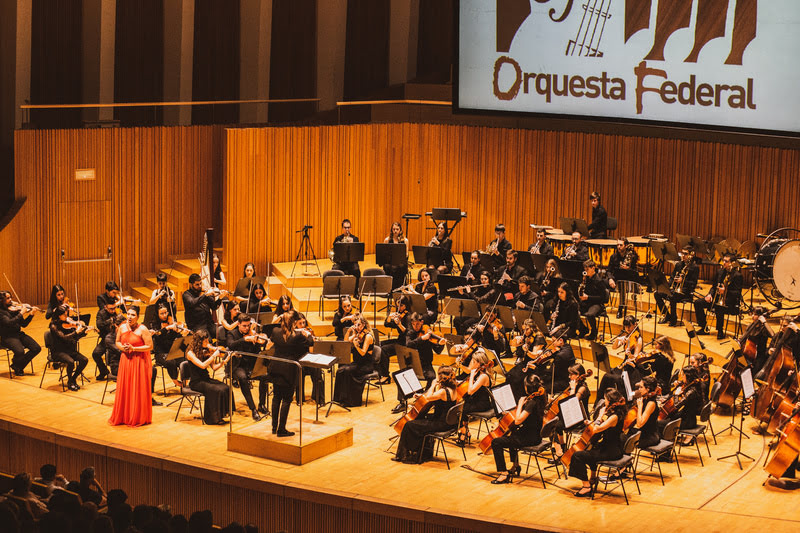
559, 395, 586, 430
492, 384, 516, 413
741, 367, 755, 399
622, 370, 634, 401
300, 353, 337, 367
394, 368, 423, 397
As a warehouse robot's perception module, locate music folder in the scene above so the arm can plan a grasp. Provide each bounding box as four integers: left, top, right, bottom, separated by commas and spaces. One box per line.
559, 395, 587, 431
393, 368, 424, 399
491, 383, 516, 413
300, 353, 338, 369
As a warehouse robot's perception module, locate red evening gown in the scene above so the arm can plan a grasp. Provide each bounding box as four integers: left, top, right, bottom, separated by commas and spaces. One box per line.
108, 327, 152, 426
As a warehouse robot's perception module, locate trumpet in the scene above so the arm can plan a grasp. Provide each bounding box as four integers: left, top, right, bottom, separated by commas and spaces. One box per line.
563, 244, 577, 260
486, 241, 498, 255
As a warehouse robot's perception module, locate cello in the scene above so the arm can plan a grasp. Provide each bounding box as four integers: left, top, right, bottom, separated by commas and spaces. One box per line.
478, 386, 546, 454
764, 403, 800, 480
561, 397, 626, 468
543, 369, 592, 425
715, 344, 746, 411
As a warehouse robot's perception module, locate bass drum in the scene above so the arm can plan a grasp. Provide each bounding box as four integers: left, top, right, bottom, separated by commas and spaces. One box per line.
754, 229, 800, 309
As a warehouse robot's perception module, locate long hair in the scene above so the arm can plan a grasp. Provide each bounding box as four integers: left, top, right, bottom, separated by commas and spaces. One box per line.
275, 295, 294, 316
523, 374, 547, 412
388, 221, 404, 242
280, 311, 296, 340
0, 291, 10, 310
190, 330, 210, 359
437, 365, 457, 389
48, 284, 66, 310
654, 335, 675, 363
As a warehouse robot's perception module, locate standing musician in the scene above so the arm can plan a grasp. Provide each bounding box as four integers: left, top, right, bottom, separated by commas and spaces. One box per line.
332, 296, 359, 341
332, 218, 361, 292
548, 283, 580, 339
595, 315, 644, 404
627, 376, 661, 449
428, 222, 453, 274
577, 260, 608, 341
487, 224, 513, 267
390, 313, 447, 414
404, 268, 438, 325
0, 291, 41, 376
392, 365, 458, 464
46, 284, 71, 320
148, 273, 177, 317
513, 276, 540, 313
569, 389, 628, 498
453, 271, 494, 336
634, 336, 676, 392
654, 246, 699, 327
529, 228, 554, 256
296, 312, 324, 405
552, 364, 592, 458
494, 250, 526, 298
184, 330, 232, 425
379, 295, 411, 383
240, 283, 273, 315
91, 300, 118, 381
537, 258, 562, 314
383, 221, 410, 289
694, 252, 743, 339
460, 250, 486, 282
97, 281, 126, 314
149, 304, 187, 392
49, 305, 90, 391
490, 374, 547, 484
226, 314, 271, 421
455, 350, 493, 446
332, 315, 375, 407
607, 238, 640, 318
183, 273, 224, 338
269, 311, 314, 436
588, 191, 608, 239
561, 232, 590, 262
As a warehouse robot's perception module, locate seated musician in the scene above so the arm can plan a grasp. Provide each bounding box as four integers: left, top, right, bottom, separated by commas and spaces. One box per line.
226, 314, 271, 420
455, 350, 493, 446
757, 315, 799, 382
91, 300, 118, 381
740, 306, 772, 375
688, 353, 712, 401
475, 307, 507, 358
514, 276, 540, 313
548, 283, 580, 339
635, 335, 675, 392
333, 315, 375, 407
529, 228, 554, 255
219, 300, 241, 334
534, 334, 575, 395
460, 250, 486, 282
654, 246, 698, 327
332, 218, 361, 292
392, 365, 458, 464
404, 268, 438, 324
453, 271, 494, 335
185, 330, 232, 425
490, 374, 547, 484
607, 238, 640, 318
390, 313, 447, 414
104, 315, 125, 377
588, 191, 608, 238
0, 290, 41, 377
494, 250, 527, 300
552, 364, 591, 458
595, 316, 643, 405
694, 252, 742, 339
428, 222, 453, 274
383, 221, 409, 289
233, 263, 257, 304
149, 304, 187, 392
332, 296, 359, 341
660, 366, 704, 442
239, 283, 273, 315
49, 305, 90, 391
577, 260, 608, 341
487, 224, 512, 267
271, 295, 294, 323
379, 295, 411, 383
561, 232, 590, 262
628, 376, 661, 449
507, 319, 546, 399
569, 389, 628, 497
537, 258, 562, 315
46, 284, 69, 320
148, 272, 177, 316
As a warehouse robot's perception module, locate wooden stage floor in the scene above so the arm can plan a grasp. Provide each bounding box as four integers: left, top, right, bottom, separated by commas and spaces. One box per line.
2, 316, 800, 532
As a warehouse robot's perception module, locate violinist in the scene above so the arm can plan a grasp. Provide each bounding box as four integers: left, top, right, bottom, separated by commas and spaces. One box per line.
332, 315, 375, 407
428, 222, 453, 274
392, 365, 458, 464
391, 313, 447, 414
487, 224, 512, 267
513, 276, 540, 313
379, 295, 411, 384
97, 281, 125, 314
507, 320, 546, 399
494, 250, 526, 297
694, 252, 742, 339
569, 389, 628, 497
148, 273, 176, 317
49, 305, 90, 391
660, 366, 703, 442
613, 315, 643, 360
460, 250, 486, 282
269, 311, 313, 436
548, 283, 580, 338
739, 306, 773, 374
271, 295, 294, 323
552, 364, 592, 458
628, 376, 661, 449
490, 374, 547, 484
561, 232, 589, 262
226, 314, 271, 421
233, 263, 257, 303
588, 192, 608, 238
635, 336, 676, 392
577, 260, 608, 341
332, 219, 361, 292
688, 353, 712, 401
46, 284, 70, 319
453, 271, 493, 336
332, 296, 359, 341
182, 273, 223, 338
149, 304, 188, 392
404, 268, 438, 325
219, 300, 242, 333
607, 238, 640, 318
529, 228, 554, 256
240, 283, 273, 316
0, 291, 41, 376
595, 316, 643, 404
536, 333, 576, 395
382, 221, 409, 289
475, 307, 506, 358
654, 246, 698, 327
296, 312, 324, 405
537, 258, 562, 314
103, 315, 126, 377
455, 350, 493, 446
185, 330, 232, 425
91, 301, 118, 381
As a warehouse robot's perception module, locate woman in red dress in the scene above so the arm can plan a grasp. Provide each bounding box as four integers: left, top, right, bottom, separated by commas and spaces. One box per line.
109, 307, 153, 427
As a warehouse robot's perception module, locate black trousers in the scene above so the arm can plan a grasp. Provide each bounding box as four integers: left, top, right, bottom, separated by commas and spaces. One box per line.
153, 351, 182, 381
52, 350, 88, 382
91, 340, 110, 376
272, 383, 295, 431
579, 304, 605, 337
693, 299, 733, 331
654, 291, 691, 323
492, 433, 539, 472
568, 448, 622, 481
231, 366, 269, 411
2, 333, 41, 371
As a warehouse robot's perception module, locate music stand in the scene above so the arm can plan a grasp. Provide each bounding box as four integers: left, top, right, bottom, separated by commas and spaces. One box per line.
485, 348, 507, 378
530, 311, 549, 337
557, 259, 584, 281
143, 304, 159, 328
512, 308, 534, 329
531, 254, 557, 274
395, 345, 424, 380
478, 253, 497, 272
376, 243, 406, 269
234, 276, 267, 298
443, 297, 479, 333
333, 242, 365, 265
559, 217, 590, 237
437, 274, 466, 296
359, 275, 393, 328
650, 241, 679, 266
401, 213, 421, 240
411, 245, 444, 267
393, 292, 428, 316
167, 334, 193, 361
718, 367, 756, 469
514, 250, 535, 275
589, 341, 612, 389
321, 275, 356, 319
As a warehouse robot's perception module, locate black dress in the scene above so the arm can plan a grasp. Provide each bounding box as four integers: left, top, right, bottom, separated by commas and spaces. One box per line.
462, 378, 492, 415
632, 399, 661, 449
333, 335, 374, 407
188, 352, 230, 425
568, 407, 626, 481
491, 396, 544, 471
396, 388, 456, 461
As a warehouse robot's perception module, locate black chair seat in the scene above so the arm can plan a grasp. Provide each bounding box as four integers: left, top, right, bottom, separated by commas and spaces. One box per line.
678, 424, 706, 436
521, 441, 551, 454
598, 454, 633, 469
644, 440, 673, 455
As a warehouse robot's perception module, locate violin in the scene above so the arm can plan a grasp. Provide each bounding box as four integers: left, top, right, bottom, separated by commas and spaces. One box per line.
478, 386, 546, 453
62, 317, 96, 332
9, 301, 41, 314
421, 325, 451, 346
658, 378, 701, 421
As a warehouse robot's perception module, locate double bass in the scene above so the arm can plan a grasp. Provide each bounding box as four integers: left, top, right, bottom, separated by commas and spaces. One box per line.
752, 316, 798, 428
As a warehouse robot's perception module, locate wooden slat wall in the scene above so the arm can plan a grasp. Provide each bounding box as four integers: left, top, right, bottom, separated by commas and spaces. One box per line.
2, 126, 223, 305
223, 123, 800, 278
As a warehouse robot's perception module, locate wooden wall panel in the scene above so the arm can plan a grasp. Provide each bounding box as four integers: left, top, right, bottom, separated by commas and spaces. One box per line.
223, 123, 800, 279
3, 126, 223, 305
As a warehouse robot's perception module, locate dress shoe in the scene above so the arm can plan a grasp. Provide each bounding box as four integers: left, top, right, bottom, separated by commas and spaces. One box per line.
96, 373, 108, 381
586, 332, 597, 341
277, 429, 295, 437
271, 427, 277, 434
67, 381, 79, 391
391, 402, 407, 414
574, 488, 593, 498
151, 398, 163, 407
378, 377, 392, 385
658, 317, 669, 325
491, 473, 514, 484
391, 455, 404, 462
667, 321, 678, 328
696, 327, 711, 335
717, 332, 726, 340
251, 410, 263, 421
616, 308, 624, 319
257, 403, 269, 415
11, 365, 24, 376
